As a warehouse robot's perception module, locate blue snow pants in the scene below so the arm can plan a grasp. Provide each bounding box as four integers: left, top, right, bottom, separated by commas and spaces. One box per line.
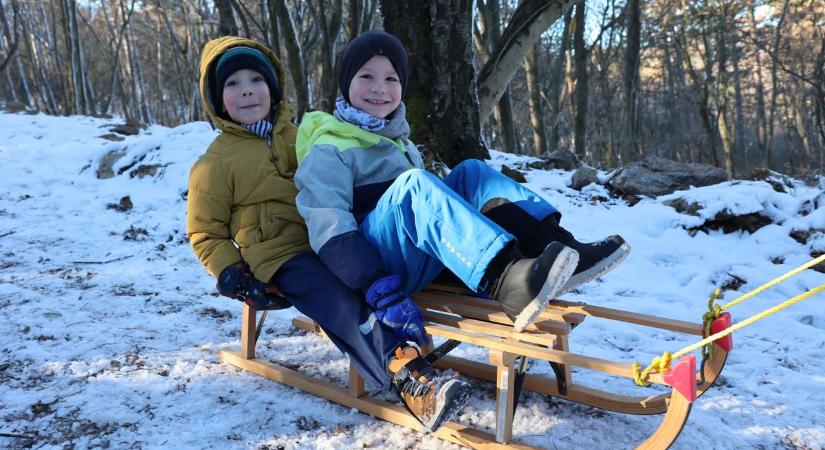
272, 252, 399, 389
360, 159, 559, 295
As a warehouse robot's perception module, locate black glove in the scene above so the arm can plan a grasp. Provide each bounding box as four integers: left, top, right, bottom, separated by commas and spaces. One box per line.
217, 262, 290, 310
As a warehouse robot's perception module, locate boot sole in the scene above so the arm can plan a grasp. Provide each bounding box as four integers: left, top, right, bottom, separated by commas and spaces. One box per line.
422, 379, 472, 432
559, 242, 631, 295
512, 247, 579, 332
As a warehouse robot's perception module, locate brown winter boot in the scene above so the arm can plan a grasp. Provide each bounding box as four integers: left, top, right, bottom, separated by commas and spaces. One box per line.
387, 346, 471, 432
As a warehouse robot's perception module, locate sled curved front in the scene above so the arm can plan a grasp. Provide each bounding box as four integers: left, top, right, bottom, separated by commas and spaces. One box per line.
635, 388, 693, 450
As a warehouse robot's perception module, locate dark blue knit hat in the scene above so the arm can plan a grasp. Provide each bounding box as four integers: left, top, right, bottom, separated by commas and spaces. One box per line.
214, 46, 282, 110
338, 31, 409, 103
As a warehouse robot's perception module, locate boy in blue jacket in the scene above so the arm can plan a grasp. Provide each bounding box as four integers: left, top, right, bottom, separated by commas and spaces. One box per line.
295, 28, 628, 364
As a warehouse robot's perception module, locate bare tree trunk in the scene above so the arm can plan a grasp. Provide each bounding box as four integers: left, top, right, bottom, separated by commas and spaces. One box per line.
59, 0, 81, 114
43, 2, 64, 114
345, 0, 359, 41
0, 0, 20, 76
381, 0, 487, 167
476, 0, 519, 153
678, 11, 718, 167
716, 6, 734, 178
766, 0, 790, 169
157, 0, 191, 123
230, 0, 251, 38
215, 0, 238, 36
732, 38, 745, 171
316, 0, 342, 113
266, 0, 281, 58
0, 0, 21, 104
361, 0, 378, 33
790, 80, 813, 168
749, 4, 767, 161
524, 42, 546, 156
76, 3, 94, 115
572, 0, 587, 160
548, 7, 572, 151
814, 31, 825, 171
622, 0, 640, 163
272, 0, 308, 120
23, 4, 57, 112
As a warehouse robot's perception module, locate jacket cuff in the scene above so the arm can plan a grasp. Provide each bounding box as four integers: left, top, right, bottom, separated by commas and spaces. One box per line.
205, 243, 243, 280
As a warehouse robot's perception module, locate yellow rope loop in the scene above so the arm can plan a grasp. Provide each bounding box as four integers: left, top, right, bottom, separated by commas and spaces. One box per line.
632, 361, 646, 386
701, 289, 723, 359
702, 288, 723, 335
633, 352, 673, 387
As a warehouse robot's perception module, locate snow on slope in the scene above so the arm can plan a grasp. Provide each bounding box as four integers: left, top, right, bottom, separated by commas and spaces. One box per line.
1, 111, 823, 449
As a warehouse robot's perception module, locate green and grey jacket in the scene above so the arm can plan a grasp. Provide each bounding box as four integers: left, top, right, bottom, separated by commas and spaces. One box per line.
187, 36, 310, 284
294, 111, 425, 292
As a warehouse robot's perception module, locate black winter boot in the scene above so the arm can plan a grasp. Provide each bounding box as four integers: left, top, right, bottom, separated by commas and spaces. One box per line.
482, 199, 630, 295
531, 218, 630, 295
487, 241, 579, 332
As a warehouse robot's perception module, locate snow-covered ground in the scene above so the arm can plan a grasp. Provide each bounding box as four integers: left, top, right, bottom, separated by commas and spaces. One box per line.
1, 111, 823, 450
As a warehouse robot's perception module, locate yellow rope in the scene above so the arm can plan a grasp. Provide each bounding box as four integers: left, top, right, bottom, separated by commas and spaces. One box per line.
718, 254, 825, 311
634, 283, 825, 386
700, 254, 825, 359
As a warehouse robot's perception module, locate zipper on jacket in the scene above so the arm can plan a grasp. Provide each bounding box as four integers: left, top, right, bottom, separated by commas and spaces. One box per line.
385, 138, 414, 168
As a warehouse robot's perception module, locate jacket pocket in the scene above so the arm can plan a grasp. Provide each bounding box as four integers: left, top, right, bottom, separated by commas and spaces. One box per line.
260, 202, 306, 241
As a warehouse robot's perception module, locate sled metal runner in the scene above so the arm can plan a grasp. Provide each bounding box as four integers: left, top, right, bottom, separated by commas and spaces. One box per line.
218, 283, 729, 449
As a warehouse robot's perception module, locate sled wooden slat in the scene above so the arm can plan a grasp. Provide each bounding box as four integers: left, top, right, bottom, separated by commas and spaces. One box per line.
434, 341, 727, 416
413, 296, 574, 335
414, 290, 584, 328
223, 285, 729, 449
548, 300, 704, 335
421, 309, 561, 347
218, 349, 538, 449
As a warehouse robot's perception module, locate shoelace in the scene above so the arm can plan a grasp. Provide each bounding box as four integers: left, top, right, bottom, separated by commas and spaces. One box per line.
393, 356, 436, 397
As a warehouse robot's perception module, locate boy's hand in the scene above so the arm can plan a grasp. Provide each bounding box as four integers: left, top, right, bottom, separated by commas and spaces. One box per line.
217, 262, 290, 310
365, 275, 430, 347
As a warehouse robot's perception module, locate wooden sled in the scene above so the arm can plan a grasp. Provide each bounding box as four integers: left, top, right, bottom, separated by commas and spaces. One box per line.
218, 283, 730, 449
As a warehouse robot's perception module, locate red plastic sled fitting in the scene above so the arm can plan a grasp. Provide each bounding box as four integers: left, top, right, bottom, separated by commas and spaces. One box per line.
710, 312, 733, 352
663, 355, 697, 403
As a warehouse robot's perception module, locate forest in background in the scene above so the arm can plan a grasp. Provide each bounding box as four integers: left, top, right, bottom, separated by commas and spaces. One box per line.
0, 0, 822, 177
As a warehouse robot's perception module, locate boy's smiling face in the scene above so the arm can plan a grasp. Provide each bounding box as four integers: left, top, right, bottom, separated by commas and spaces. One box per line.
348, 55, 402, 119
222, 68, 271, 125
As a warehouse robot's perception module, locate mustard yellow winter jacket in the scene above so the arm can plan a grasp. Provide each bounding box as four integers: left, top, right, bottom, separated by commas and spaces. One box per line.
187, 36, 310, 283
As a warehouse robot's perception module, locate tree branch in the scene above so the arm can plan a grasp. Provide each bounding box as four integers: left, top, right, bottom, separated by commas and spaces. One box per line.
477, 0, 577, 126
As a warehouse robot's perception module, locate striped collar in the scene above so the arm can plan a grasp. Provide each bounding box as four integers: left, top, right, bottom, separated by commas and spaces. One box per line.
242, 120, 273, 139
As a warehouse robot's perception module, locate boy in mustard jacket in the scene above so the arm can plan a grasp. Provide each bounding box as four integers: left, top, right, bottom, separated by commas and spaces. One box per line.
187, 36, 469, 432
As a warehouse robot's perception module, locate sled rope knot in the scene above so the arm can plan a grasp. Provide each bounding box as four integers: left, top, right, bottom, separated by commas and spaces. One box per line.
633, 254, 825, 387
633, 352, 672, 387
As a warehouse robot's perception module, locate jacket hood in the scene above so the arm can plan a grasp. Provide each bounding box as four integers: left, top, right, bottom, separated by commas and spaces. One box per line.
199, 36, 293, 135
